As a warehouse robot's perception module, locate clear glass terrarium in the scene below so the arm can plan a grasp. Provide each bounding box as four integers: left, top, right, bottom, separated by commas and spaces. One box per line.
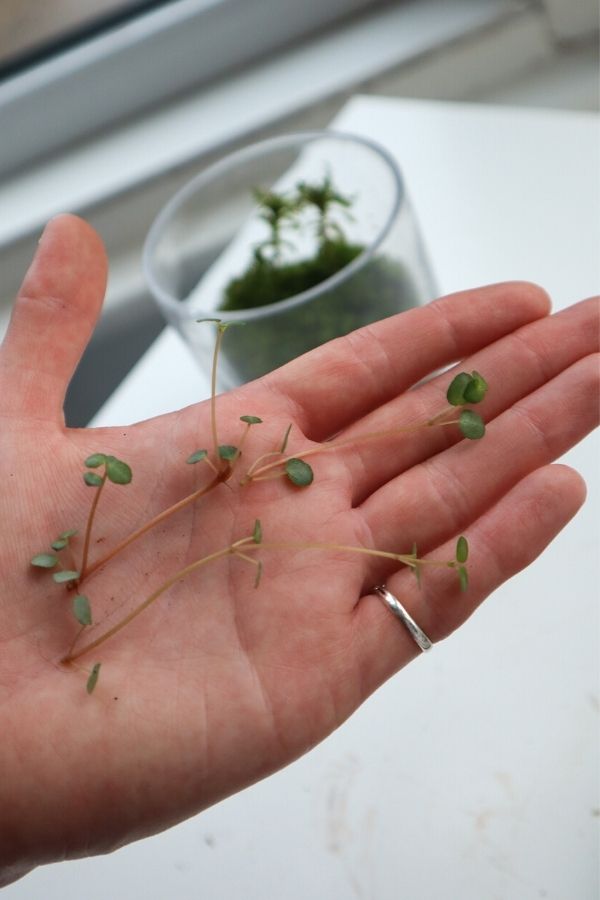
143, 131, 437, 390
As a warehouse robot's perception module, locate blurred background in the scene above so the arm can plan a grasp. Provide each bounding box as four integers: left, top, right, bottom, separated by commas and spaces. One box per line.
0, 0, 597, 425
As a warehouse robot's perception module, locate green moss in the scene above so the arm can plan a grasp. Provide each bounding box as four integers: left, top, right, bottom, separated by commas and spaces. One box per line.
214, 177, 422, 384
220, 239, 363, 312
217, 243, 419, 384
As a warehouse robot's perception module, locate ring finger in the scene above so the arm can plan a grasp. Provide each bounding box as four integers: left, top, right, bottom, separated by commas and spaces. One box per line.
350, 463, 586, 697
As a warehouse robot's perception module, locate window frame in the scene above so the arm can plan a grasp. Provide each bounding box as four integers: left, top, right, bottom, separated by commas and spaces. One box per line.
0, 0, 393, 178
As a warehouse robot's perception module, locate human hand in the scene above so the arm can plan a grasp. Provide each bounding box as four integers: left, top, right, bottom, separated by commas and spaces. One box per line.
0, 216, 597, 882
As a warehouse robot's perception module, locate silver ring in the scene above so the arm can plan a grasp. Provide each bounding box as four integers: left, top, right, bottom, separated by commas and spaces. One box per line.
373, 585, 433, 652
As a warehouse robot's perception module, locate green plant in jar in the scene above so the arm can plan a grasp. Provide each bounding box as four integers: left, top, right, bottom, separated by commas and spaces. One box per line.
218, 175, 419, 383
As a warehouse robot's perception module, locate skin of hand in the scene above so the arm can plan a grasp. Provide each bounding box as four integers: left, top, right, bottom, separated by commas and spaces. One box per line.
0, 215, 597, 884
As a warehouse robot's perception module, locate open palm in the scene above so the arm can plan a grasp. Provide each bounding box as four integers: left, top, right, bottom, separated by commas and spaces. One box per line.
1, 216, 597, 881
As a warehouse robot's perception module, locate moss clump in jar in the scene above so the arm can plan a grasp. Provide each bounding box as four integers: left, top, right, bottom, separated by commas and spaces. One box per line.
218, 175, 419, 383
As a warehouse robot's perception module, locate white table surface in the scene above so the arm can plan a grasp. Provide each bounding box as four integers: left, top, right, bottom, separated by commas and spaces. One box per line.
8, 96, 599, 900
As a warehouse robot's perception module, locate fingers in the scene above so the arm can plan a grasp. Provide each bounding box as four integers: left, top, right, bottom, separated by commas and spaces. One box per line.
263, 282, 550, 440
351, 464, 587, 697
340, 297, 599, 504
357, 353, 598, 577
0, 215, 108, 423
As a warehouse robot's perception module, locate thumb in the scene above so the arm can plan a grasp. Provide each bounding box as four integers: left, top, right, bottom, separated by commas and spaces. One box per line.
0, 214, 108, 424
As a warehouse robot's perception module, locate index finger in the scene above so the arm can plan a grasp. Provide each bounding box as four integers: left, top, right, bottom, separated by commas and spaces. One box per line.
264, 282, 550, 441
0, 215, 107, 424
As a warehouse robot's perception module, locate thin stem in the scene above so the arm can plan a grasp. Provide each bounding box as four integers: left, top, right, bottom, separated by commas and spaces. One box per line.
202, 455, 219, 475
80, 474, 107, 578
64, 541, 250, 664
234, 550, 263, 588
66, 546, 78, 574
233, 549, 261, 568
66, 624, 86, 659
427, 407, 458, 426
247, 412, 460, 481
210, 326, 225, 463
243, 450, 284, 481
249, 471, 290, 483
254, 541, 417, 566
230, 539, 453, 570
243, 423, 292, 481
82, 471, 227, 582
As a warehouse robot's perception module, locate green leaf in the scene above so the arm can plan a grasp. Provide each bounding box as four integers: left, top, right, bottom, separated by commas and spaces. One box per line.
73, 594, 92, 626
187, 449, 208, 464
253, 519, 262, 544
456, 536, 469, 563
52, 570, 80, 584
31, 553, 58, 569
240, 415, 263, 425
280, 423, 292, 454
59, 529, 78, 540
105, 456, 132, 485
459, 409, 485, 440
446, 372, 471, 406
218, 445, 238, 461
458, 566, 469, 592
84, 471, 103, 487
254, 560, 263, 589
463, 371, 488, 404
86, 662, 101, 695
51, 538, 68, 551
84, 453, 106, 468
285, 458, 314, 487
